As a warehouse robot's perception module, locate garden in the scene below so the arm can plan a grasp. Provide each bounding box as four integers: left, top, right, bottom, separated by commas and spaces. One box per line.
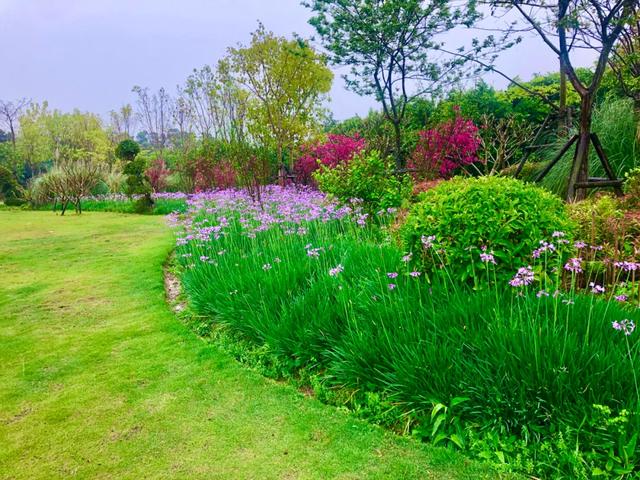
2, 1, 640, 479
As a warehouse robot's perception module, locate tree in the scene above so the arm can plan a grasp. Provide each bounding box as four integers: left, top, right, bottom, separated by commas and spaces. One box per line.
304, 0, 506, 170
180, 62, 249, 142
109, 104, 136, 141
115, 138, 141, 162
0, 98, 30, 147
227, 24, 333, 170
491, 0, 636, 200
115, 138, 153, 211
132, 86, 174, 153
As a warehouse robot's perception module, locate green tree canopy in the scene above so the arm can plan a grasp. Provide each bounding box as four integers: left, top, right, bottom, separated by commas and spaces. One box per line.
227, 24, 333, 168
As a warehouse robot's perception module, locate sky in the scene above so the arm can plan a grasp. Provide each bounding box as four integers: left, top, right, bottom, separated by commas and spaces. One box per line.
0, 0, 597, 122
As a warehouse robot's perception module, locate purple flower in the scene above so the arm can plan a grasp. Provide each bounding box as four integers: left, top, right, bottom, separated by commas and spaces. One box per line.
574, 240, 586, 249
564, 257, 583, 274
552, 231, 566, 238
409, 271, 421, 278
532, 241, 556, 259
509, 266, 534, 287
387, 283, 397, 290
329, 264, 344, 277
589, 282, 605, 294
479, 246, 496, 264
387, 272, 399, 279
421, 235, 436, 249
615, 294, 628, 302
401, 253, 413, 263
614, 261, 639, 272
199, 255, 209, 262
612, 319, 636, 336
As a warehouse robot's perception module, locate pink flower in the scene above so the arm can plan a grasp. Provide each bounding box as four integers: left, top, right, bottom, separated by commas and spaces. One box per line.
564, 257, 583, 273
479, 246, 496, 264
329, 264, 344, 277
388, 283, 397, 290
612, 319, 636, 336
387, 272, 399, 279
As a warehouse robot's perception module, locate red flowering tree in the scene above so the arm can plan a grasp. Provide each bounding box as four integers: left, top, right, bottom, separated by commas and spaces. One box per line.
294, 134, 366, 184
410, 108, 481, 179
146, 158, 170, 192
192, 158, 238, 192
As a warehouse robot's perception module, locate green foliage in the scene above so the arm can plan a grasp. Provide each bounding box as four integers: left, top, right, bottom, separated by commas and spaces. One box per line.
122, 156, 153, 212
29, 161, 103, 214
176, 190, 639, 479
0, 165, 24, 202
314, 150, 412, 211
17, 102, 111, 171
227, 24, 333, 167
402, 176, 572, 281
625, 167, 640, 207
541, 98, 640, 196
115, 139, 141, 162
568, 196, 625, 247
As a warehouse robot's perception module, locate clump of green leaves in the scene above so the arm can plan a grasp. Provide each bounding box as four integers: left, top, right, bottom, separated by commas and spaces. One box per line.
313, 150, 412, 211
116, 139, 153, 213
0, 165, 25, 205
402, 176, 572, 282
625, 167, 640, 208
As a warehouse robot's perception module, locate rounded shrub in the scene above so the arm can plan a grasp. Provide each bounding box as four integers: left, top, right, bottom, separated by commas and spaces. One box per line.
402, 176, 573, 282
115, 139, 141, 162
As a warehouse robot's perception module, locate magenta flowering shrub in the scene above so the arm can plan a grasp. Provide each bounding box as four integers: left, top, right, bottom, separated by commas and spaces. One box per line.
294, 134, 366, 184
146, 158, 171, 192
409, 107, 481, 179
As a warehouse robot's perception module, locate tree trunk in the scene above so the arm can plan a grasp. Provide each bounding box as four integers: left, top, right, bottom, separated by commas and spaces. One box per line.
392, 121, 403, 171
558, 59, 569, 136
567, 94, 594, 201
9, 121, 16, 148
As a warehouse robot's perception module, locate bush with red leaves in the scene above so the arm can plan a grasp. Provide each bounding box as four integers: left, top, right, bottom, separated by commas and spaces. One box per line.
410, 107, 481, 179
294, 134, 366, 184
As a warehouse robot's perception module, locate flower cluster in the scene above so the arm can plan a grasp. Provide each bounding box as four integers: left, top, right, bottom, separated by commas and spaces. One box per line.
509, 266, 535, 288
612, 319, 636, 336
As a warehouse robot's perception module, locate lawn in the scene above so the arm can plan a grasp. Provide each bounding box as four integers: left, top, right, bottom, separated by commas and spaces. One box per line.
0, 210, 508, 479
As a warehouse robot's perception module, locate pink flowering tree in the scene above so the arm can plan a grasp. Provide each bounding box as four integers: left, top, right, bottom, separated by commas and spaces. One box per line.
146, 158, 171, 192
409, 107, 481, 179
294, 134, 366, 184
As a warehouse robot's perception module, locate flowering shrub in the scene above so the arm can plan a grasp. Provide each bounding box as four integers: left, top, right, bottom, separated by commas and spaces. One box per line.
409, 107, 481, 179
146, 158, 171, 192
313, 150, 412, 211
294, 134, 366, 184
402, 176, 573, 282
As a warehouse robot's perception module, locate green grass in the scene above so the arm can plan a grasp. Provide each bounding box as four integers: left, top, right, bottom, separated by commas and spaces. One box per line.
0, 210, 507, 479
33, 197, 187, 215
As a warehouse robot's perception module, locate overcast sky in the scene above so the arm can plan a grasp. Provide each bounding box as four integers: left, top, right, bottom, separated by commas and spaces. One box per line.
0, 0, 597, 121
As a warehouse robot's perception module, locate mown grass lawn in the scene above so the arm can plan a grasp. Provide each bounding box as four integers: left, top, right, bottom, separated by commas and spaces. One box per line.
0, 210, 511, 479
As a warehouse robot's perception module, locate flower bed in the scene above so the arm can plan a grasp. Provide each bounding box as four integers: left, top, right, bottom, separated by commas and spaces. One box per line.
172, 185, 640, 478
